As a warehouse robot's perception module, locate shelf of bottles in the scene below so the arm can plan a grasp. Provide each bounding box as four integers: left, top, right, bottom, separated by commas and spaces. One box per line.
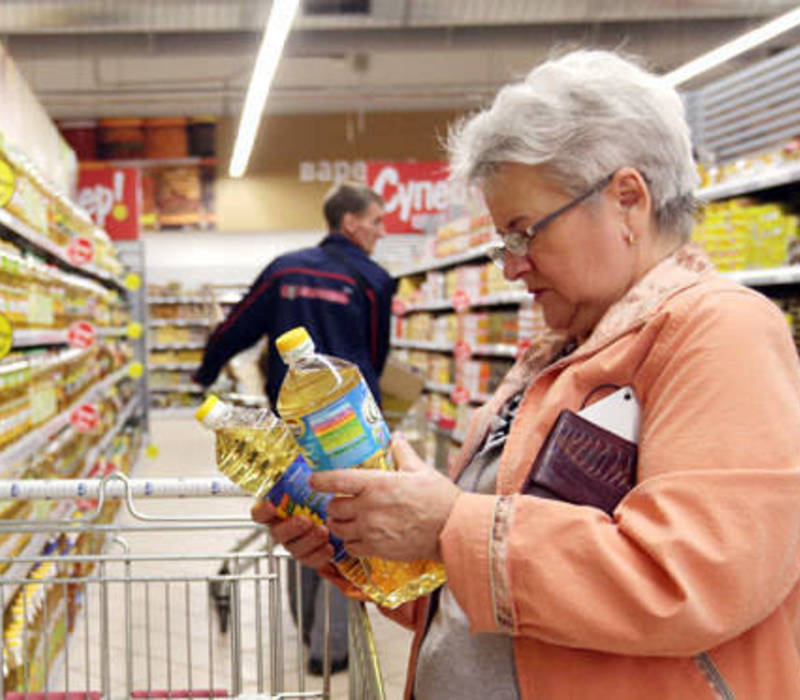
0, 123, 146, 690
146, 283, 245, 410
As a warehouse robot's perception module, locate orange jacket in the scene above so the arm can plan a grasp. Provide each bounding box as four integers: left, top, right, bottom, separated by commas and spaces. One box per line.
390, 245, 800, 699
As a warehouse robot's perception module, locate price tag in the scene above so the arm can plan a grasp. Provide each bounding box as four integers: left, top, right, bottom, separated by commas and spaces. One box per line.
68, 321, 97, 349
0, 159, 14, 208
128, 361, 144, 379
70, 403, 100, 433
391, 298, 408, 316
0, 314, 12, 360
451, 289, 471, 314
124, 273, 142, 291
450, 386, 471, 405
66, 237, 95, 266
453, 340, 472, 361
127, 322, 143, 340
515, 338, 533, 359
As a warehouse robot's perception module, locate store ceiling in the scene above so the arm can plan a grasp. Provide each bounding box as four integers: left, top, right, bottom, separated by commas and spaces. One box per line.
1, 0, 799, 118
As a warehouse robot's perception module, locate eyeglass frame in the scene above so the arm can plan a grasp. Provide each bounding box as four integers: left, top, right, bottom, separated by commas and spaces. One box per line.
487, 172, 615, 268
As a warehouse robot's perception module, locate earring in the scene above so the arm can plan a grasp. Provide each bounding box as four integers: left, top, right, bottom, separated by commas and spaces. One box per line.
624, 229, 635, 244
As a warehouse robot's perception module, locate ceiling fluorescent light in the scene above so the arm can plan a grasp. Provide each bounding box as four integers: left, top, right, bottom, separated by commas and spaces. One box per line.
229, 0, 300, 178
663, 6, 800, 87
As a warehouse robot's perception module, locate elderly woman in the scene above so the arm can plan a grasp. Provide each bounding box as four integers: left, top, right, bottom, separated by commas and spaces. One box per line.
253, 50, 800, 699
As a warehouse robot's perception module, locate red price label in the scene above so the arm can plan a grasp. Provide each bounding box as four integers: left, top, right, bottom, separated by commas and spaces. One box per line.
454, 340, 472, 361
515, 338, 533, 359
70, 403, 100, 433
450, 386, 471, 405
391, 298, 408, 316
451, 289, 471, 314
66, 237, 95, 266
68, 321, 96, 349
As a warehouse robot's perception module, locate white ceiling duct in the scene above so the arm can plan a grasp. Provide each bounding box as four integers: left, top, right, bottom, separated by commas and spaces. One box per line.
2, 0, 798, 118
0, 0, 796, 34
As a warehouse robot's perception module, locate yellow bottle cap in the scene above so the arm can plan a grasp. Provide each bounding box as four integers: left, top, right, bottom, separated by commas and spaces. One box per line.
276, 327, 311, 355
195, 394, 219, 422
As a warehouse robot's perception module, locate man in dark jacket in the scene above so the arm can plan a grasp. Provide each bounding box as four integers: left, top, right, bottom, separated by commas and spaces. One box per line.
193, 181, 396, 674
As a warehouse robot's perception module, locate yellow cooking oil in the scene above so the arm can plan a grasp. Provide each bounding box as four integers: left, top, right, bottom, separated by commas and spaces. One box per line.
275, 326, 446, 609
196, 394, 370, 575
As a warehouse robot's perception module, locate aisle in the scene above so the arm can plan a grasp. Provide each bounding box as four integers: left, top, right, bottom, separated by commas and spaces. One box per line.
111, 413, 413, 699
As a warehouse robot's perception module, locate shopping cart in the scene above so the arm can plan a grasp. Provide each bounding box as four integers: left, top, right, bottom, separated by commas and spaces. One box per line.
0, 474, 386, 700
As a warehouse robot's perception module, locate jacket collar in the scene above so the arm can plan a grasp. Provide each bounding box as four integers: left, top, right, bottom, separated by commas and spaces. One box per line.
320, 231, 366, 257
451, 244, 714, 481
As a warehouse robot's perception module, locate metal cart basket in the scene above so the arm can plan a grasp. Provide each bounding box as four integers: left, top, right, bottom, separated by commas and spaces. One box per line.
0, 474, 386, 700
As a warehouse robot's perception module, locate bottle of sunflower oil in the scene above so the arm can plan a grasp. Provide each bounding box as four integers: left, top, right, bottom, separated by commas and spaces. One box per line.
275, 326, 446, 609
195, 394, 351, 564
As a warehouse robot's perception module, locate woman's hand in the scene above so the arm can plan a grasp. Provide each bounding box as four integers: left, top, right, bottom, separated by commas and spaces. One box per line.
250, 500, 334, 572
310, 433, 461, 562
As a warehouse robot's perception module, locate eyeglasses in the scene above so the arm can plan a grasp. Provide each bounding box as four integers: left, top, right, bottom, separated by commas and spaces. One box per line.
487, 173, 614, 269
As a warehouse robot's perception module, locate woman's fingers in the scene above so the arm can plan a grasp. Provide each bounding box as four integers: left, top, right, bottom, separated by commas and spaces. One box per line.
390, 433, 429, 473
250, 498, 280, 525
250, 501, 334, 569
327, 495, 358, 522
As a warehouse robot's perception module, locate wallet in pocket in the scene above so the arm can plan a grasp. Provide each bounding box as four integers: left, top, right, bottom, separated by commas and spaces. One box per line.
520, 408, 637, 515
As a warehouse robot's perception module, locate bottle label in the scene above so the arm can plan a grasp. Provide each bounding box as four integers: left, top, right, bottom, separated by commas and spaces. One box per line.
292, 381, 390, 470
266, 453, 348, 562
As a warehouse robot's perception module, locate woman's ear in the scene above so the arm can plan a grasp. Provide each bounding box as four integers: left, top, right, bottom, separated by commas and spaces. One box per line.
612, 167, 652, 235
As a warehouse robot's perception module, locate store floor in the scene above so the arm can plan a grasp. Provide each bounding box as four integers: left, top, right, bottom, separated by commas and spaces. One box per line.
73, 413, 413, 699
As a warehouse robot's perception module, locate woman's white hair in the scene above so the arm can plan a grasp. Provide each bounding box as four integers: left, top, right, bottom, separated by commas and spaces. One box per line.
448, 49, 699, 239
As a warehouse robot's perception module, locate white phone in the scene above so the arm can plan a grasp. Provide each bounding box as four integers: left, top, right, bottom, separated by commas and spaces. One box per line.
577, 385, 641, 443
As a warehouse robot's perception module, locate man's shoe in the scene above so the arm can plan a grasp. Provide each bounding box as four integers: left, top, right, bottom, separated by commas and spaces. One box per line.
307, 656, 348, 676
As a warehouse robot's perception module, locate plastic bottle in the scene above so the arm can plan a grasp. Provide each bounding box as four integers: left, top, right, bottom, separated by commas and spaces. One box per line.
195, 394, 350, 565
274, 326, 446, 609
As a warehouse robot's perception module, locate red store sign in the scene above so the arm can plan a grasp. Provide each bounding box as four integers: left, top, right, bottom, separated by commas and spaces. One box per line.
77, 166, 141, 240
367, 161, 463, 234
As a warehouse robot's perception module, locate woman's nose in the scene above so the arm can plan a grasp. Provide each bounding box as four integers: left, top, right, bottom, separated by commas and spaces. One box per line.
503, 252, 531, 280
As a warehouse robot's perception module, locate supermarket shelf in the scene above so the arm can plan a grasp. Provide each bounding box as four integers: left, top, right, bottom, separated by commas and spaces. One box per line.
148, 362, 198, 371
392, 338, 518, 358
392, 339, 452, 352
0, 207, 124, 290
82, 395, 141, 470
395, 267, 800, 320
148, 296, 210, 304
722, 265, 800, 286
425, 380, 454, 394
81, 156, 217, 169
12, 326, 129, 348
0, 348, 88, 379
473, 343, 517, 357
149, 318, 211, 327
0, 527, 60, 586
11, 328, 70, 347
402, 290, 529, 313
697, 161, 800, 202
424, 381, 491, 405
215, 294, 243, 304
149, 385, 205, 394
393, 242, 495, 277
0, 362, 136, 470
148, 342, 206, 350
